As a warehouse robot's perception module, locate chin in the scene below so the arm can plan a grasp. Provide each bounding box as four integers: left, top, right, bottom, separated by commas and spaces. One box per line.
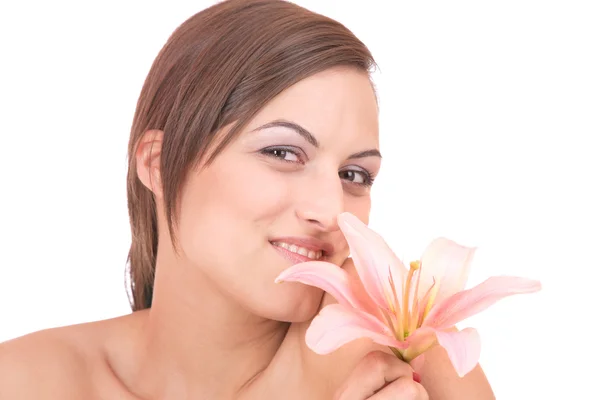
263, 284, 324, 323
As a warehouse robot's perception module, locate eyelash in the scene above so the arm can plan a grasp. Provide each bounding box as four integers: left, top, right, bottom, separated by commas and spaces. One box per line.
259, 146, 375, 187
260, 146, 306, 164
340, 169, 375, 187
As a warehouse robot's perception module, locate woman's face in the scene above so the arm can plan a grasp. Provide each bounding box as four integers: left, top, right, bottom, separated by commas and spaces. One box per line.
176, 67, 380, 322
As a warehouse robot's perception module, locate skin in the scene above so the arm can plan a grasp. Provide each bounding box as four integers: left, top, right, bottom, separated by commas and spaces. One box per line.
0, 67, 495, 399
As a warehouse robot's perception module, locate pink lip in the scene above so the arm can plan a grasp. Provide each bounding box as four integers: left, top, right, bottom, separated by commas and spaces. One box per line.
271, 244, 316, 265
269, 236, 334, 256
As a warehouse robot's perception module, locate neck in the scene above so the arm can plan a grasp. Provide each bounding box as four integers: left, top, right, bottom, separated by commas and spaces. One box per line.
128, 249, 290, 399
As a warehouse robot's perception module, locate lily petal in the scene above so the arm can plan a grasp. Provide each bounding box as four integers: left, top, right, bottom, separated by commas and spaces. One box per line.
435, 328, 481, 378
337, 212, 407, 311
306, 304, 409, 354
423, 276, 542, 329
418, 237, 476, 305
275, 261, 366, 310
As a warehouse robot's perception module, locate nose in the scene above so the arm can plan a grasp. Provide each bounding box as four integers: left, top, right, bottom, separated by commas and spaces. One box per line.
295, 170, 344, 232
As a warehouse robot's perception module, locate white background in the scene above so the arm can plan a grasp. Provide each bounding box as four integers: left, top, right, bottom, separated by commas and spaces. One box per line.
1, 1, 598, 398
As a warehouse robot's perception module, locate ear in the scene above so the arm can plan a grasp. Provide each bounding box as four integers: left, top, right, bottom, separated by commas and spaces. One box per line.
135, 129, 164, 198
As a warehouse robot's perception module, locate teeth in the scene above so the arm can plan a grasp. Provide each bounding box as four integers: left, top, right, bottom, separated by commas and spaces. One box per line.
273, 242, 323, 260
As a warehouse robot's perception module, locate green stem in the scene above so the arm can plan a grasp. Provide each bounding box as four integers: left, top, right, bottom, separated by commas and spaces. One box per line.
389, 346, 405, 361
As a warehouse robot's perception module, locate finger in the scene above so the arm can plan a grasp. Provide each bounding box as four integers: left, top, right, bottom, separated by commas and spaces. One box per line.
335, 351, 414, 400
369, 376, 429, 400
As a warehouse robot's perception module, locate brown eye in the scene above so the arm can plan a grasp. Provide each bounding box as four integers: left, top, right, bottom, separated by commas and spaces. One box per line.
339, 169, 373, 186
260, 146, 302, 163
271, 149, 290, 159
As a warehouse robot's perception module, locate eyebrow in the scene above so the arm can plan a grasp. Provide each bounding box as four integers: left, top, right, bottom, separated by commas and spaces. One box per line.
347, 149, 382, 159
253, 119, 382, 160
253, 119, 319, 147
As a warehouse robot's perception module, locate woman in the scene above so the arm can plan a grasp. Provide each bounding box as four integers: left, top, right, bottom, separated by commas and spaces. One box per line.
0, 1, 495, 398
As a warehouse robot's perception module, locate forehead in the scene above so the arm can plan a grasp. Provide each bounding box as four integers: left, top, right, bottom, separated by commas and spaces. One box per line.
245, 67, 379, 147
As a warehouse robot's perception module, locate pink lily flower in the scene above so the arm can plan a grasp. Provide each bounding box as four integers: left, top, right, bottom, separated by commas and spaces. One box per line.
275, 212, 541, 377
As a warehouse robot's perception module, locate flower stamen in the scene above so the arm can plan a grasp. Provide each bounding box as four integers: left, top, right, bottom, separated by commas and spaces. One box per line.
388, 266, 404, 338
402, 261, 420, 334
409, 260, 423, 332
421, 278, 440, 322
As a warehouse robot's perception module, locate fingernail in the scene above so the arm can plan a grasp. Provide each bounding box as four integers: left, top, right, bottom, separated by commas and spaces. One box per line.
412, 372, 421, 383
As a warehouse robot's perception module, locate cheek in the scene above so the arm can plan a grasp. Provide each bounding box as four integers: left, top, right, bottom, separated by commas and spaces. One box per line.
176, 158, 292, 267
218, 160, 293, 224
344, 194, 372, 224
175, 159, 325, 320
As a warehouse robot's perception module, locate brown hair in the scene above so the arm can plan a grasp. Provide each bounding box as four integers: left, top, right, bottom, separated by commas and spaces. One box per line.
126, 0, 376, 311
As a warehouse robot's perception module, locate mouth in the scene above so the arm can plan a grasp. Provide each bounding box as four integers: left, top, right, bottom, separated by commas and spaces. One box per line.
271, 242, 323, 261
269, 236, 334, 265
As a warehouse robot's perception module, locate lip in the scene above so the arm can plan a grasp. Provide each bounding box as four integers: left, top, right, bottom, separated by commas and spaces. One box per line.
271, 243, 318, 265
269, 236, 334, 256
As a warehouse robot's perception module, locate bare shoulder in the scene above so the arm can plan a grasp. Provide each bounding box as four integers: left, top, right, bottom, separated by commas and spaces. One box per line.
0, 325, 93, 399
0, 313, 144, 400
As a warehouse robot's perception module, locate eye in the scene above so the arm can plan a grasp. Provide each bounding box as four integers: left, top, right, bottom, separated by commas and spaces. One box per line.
260, 146, 304, 163
339, 168, 374, 187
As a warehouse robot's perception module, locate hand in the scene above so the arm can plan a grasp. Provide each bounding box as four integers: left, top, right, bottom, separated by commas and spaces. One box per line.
334, 351, 428, 400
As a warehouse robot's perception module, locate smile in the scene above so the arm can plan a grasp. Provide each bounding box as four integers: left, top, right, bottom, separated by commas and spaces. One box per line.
271, 241, 323, 260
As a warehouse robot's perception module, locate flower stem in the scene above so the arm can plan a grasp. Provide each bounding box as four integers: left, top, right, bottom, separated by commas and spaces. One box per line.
389, 346, 405, 361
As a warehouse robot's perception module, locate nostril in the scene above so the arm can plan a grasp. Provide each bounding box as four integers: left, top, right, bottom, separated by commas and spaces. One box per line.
296, 209, 341, 233
308, 218, 337, 232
